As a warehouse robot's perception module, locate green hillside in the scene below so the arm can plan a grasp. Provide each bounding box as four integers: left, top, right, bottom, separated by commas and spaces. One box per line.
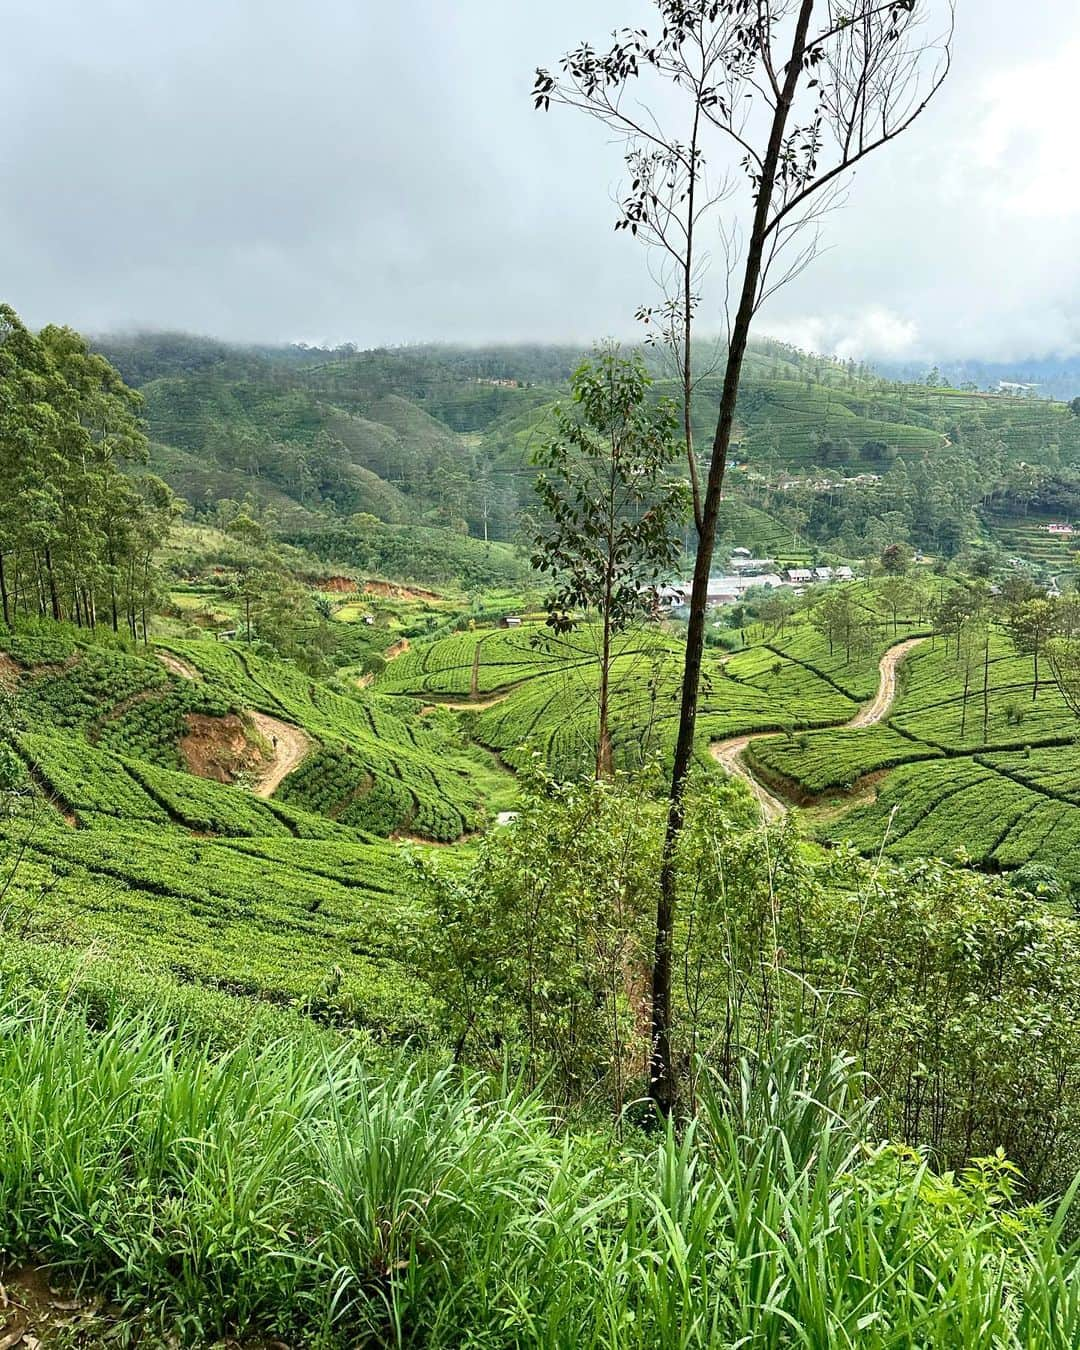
104, 335, 1080, 580
374, 585, 927, 777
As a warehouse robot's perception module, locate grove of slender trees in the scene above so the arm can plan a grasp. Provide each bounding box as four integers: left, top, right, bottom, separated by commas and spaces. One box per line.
0, 305, 179, 639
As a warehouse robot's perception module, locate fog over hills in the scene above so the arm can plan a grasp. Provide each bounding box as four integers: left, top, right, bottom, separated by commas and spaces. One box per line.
872, 355, 1080, 404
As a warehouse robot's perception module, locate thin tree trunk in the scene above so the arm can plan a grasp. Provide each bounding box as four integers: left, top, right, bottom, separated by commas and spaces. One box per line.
43, 545, 61, 622
107, 538, 119, 632
960, 666, 969, 738
142, 554, 150, 644
33, 553, 46, 617
649, 0, 816, 1115
597, 606, 613, 778
597, 439, 617, 779
128, 556, 137, 638
0, 552, 9, 629
683, 102, 702, 533
982, 634, 990, 741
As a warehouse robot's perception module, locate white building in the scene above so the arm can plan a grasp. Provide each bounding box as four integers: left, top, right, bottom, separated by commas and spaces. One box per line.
730, 556, 776, 573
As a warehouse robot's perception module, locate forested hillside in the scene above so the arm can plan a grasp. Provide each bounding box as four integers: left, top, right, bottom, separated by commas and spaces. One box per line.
94, 331, 1080, 578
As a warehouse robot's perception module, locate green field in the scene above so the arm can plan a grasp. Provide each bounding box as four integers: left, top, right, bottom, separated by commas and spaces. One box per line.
0, 621, 510, 1044
374, 583, 928, 778
733, 625, 1080, 884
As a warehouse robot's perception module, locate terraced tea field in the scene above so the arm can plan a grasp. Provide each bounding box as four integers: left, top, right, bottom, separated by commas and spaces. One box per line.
374, 587, 928, 779
9, 571, 1080, 1044
741, 629, 1080, 885
0, 813, 434, 1035
705, 377, 1080, 471
12, 624, 508, 842
0, 624, 506, 1037
983, 513, 1078, 580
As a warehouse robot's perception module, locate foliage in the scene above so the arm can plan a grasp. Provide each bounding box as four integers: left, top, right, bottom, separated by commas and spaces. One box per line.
747, 724, 942, 793
1047, 636, 1080, 717
530, 348, 688, 771
530, 349, 687, 629
412, 763, 660, 1107
284, 521, 529, 589
0, 305, 180, 635
3, 983, 1080, 1348
0, 813, 430, 1036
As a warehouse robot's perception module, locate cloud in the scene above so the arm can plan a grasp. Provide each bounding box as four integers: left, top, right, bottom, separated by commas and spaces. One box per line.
766, 309, 922, 363
970, 39, 1080, 221
2, 0, 1079, 363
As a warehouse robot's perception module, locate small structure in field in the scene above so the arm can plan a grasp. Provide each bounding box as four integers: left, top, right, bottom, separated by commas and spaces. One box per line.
729, 555, 776, 574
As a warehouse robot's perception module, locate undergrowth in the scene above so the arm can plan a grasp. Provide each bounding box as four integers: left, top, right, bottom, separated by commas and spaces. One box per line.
2, 984, 1080, 1347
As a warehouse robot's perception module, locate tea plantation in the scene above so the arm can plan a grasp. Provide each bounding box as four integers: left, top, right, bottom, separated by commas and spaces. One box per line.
745, 630, 1080, 885
374, 587, 929, 778
9, 572, 1080, 1043
0, 623, 502, 1038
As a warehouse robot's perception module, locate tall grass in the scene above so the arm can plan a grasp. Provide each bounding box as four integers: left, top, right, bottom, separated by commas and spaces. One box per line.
1, 992, 1079, 1346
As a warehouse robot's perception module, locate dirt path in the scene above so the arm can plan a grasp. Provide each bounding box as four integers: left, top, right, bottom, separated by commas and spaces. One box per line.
156, 650, 199, 681
709, 635, 927, 820
153, 649, 313, 795
423, 690, 511, 712
246, 711, 313, 798
846, 636, 927, 728
710, 734, 788, 822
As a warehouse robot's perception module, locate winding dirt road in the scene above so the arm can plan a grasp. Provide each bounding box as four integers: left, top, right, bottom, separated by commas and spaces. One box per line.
156, 650, 312, 796
845, 636, 926, 728
709, 636, 927, 821
247, 712, 313, 798
156, 650, 199, 681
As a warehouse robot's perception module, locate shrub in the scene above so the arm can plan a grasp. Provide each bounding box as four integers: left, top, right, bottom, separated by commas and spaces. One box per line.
411, 763, 662, 1109
1005, 698, 1026, 726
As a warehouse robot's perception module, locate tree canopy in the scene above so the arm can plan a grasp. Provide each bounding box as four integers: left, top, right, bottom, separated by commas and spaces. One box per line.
0, 304, 178, 635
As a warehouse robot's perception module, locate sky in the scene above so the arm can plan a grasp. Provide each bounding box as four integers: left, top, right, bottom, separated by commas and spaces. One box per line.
3, 0, 1078, 363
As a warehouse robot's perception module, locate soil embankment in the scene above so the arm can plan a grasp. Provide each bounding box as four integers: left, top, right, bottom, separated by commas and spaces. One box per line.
157, 649, 312, 795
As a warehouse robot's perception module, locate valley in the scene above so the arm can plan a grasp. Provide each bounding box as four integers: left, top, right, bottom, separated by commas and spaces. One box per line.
5, 219, 1080, 1350
12, 0, 1080, 1341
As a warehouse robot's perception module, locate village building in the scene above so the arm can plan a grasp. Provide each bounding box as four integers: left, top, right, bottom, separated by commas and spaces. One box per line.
729, 555, 776, 574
